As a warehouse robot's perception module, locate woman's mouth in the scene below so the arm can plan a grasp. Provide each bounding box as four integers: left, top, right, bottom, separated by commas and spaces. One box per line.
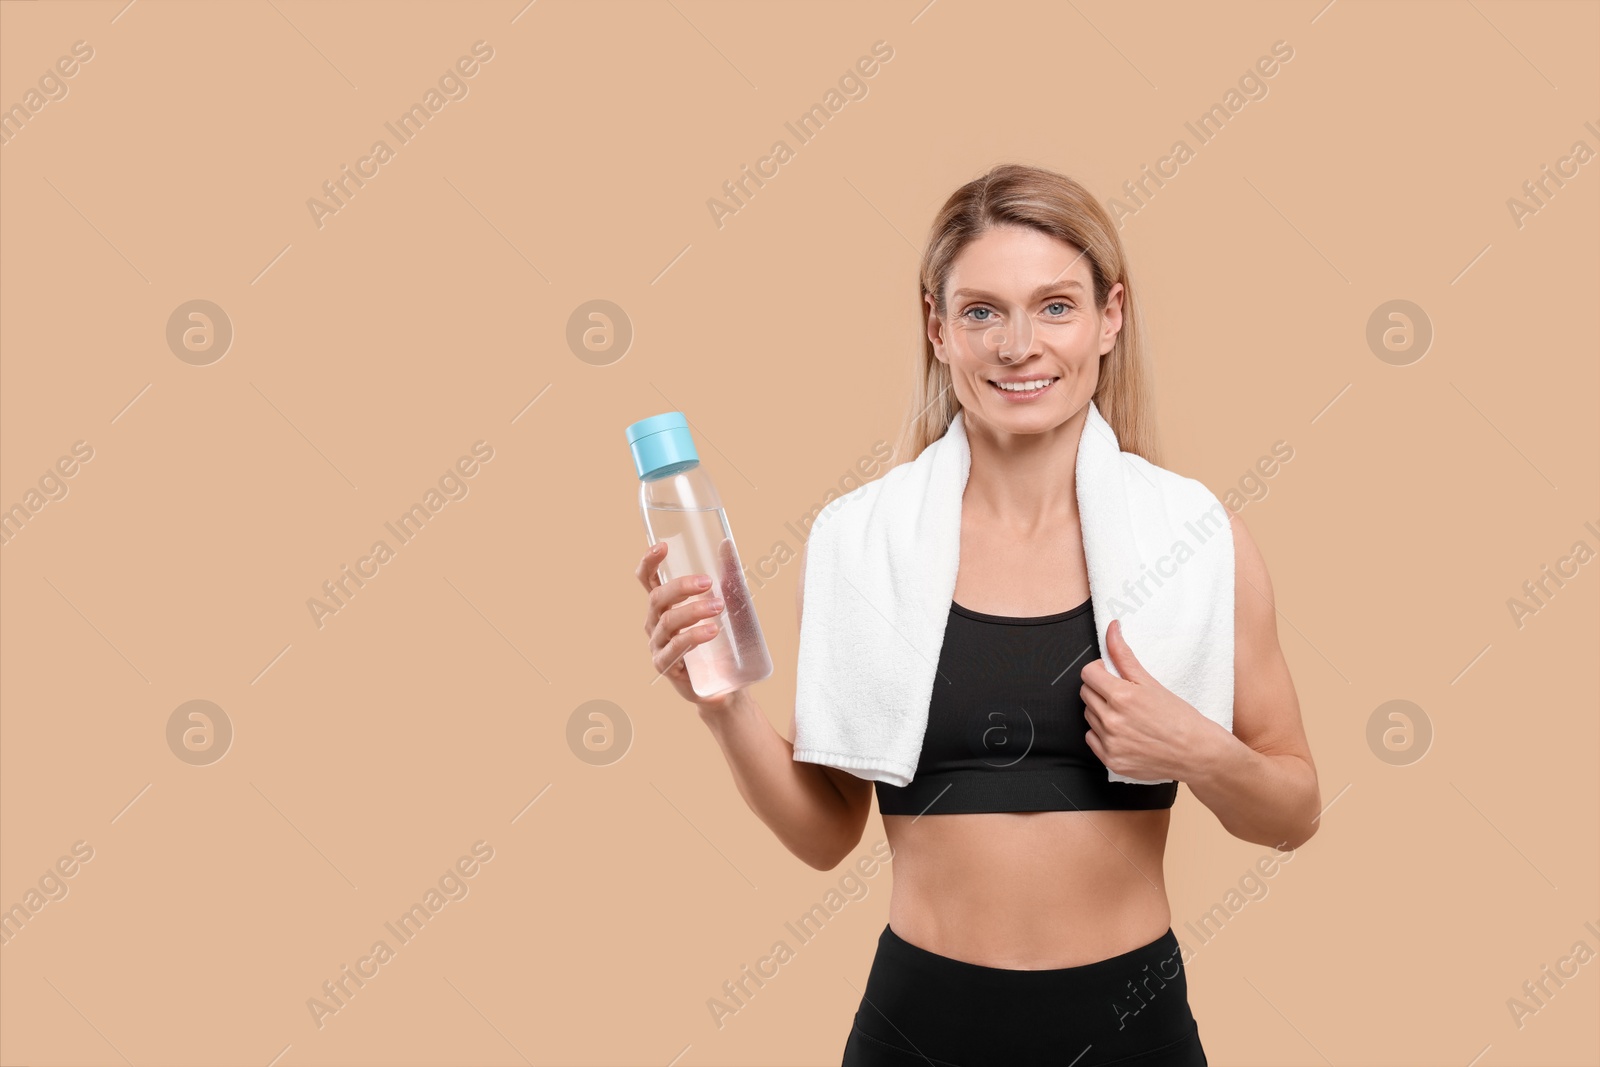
987, 375, 1059, 401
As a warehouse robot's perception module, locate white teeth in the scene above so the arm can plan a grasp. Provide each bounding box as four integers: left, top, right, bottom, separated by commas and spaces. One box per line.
993, 378, 1056, 392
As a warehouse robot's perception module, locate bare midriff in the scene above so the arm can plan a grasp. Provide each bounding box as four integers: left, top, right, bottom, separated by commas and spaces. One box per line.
882, 807, 1173, 969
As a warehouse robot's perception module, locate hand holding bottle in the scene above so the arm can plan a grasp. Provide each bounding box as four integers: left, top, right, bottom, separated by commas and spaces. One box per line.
635, 541, 743, 712
626, 411, 773, 703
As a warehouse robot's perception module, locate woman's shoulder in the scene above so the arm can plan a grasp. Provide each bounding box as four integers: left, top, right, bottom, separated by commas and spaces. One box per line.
1118, 449, 1230, 518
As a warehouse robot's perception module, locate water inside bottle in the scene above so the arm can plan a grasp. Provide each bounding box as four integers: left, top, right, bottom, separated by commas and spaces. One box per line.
647, 505, 773, 699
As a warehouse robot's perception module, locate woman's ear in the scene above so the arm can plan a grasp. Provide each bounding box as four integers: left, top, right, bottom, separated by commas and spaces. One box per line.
1099, 281, 1124, 357
925, 292, 948, 364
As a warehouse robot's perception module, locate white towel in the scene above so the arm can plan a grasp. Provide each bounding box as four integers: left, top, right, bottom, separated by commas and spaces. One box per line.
792, 399, 1234, 788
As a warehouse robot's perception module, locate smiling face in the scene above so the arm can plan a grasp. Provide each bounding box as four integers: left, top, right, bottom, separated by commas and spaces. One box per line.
926, 224, 1123, 435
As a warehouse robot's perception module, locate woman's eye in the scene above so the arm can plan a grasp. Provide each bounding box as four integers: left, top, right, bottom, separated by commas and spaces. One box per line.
965, 307, 993, 321
1045, 301, 1070, 315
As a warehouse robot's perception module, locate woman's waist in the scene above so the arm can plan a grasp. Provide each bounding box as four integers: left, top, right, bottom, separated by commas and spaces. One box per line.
883, 811, 1172, 968
887, 886, 1173, 970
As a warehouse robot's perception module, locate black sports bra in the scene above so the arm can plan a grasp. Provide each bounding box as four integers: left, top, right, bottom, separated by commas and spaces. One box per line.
874, 596, 1179, 816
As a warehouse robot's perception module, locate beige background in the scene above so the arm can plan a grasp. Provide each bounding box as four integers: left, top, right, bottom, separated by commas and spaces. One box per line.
2, 0, 1597, 1064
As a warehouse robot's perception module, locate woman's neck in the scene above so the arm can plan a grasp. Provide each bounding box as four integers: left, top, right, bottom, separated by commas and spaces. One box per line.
961, 409, 1087, 532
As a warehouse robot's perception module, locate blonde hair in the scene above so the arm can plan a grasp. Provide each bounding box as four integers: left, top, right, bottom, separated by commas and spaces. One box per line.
893, 163, 1163, 467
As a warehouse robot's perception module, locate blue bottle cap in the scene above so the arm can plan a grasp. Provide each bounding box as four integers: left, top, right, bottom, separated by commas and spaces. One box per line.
625, 411, 700, 480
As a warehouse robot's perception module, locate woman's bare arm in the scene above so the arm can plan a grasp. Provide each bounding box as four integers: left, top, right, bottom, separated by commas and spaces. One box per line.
685, 541, 874, 870
1185, 511, 1322, 849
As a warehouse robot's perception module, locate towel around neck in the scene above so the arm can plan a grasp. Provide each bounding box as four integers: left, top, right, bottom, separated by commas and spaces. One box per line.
792, 398, 1235, 788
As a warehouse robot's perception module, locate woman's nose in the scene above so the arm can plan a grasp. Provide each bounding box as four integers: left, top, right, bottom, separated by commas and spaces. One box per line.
994, 317, 1036, 362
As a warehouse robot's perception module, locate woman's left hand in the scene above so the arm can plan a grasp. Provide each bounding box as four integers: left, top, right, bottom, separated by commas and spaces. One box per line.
1080, 618, 1222, 782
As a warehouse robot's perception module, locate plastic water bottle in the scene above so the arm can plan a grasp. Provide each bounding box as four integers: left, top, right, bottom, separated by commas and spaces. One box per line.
626, 412, 773, 699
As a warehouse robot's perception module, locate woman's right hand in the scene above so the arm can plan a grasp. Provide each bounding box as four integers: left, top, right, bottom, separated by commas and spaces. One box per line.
636, 541, 738, 712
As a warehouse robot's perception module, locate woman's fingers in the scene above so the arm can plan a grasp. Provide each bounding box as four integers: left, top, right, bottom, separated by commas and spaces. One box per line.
638, 540, 711, 693
645, 572, 713, 634
638, 542, 720, 682
651, 594, 723, 652
1080, 684, 1109, 733
652, 617, 720, 677
635, 541, 667, 592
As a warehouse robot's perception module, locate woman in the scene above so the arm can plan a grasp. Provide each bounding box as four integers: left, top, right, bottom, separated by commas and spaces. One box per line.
635, 164, 1319, 1066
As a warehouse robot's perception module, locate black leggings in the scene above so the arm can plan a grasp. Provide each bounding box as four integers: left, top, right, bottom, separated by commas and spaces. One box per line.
841, 923, 1208, 1066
